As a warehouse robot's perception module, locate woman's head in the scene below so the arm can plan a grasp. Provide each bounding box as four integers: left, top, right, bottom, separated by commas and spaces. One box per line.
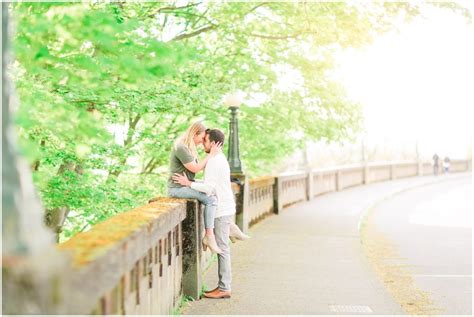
175, 121, 206, 157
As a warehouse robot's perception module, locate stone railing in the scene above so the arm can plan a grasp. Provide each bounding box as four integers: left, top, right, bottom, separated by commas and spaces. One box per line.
248, 176, 275, 225
276, 171, 308, 211
367, 162, 393, 183
336, 165, 365, 190
450, 159, 471, 172
244, 159, 471, 231
19, 198, 214, 315
55, 198, 186, 314
311, 168, 338, 196
4, 159, 471, 314
393, 161, 418, 179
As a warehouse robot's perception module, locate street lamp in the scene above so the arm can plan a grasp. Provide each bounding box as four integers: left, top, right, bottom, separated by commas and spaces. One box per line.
224, 93, 243, 174
224, 92, 248, 233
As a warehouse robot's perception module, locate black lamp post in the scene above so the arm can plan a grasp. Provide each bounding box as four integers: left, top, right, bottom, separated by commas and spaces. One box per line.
224, 93, 248, 233
224, 93, 243, 174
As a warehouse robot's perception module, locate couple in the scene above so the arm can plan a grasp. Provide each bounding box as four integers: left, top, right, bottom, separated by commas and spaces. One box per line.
167, 121, 249, 299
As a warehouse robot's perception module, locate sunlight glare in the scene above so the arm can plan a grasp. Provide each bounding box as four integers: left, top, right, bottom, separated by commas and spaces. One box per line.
335, 6, 473, 160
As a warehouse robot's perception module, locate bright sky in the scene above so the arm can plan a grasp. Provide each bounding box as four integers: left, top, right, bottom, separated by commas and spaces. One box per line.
334, 5, 473, 160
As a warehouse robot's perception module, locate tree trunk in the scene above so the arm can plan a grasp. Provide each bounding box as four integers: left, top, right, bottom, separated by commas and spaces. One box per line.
44, 160, 83, 241
45, 207, 70, 242
2, 3, 53, 257
2, 6, 69, 314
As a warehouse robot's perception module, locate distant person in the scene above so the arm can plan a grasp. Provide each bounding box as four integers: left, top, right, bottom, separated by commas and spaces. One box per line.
443, 156, 450, 173
432, 153, 439, 175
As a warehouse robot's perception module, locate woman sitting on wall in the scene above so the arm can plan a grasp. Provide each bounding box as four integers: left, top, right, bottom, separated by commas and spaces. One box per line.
167, 121, 223, 253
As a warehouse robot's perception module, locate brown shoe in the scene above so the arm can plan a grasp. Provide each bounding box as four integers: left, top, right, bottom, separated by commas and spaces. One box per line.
204, 286, 219, 295
203, 288, 231, 299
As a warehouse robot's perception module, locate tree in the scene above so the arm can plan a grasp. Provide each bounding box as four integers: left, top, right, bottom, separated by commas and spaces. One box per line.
11, 1, 469, 241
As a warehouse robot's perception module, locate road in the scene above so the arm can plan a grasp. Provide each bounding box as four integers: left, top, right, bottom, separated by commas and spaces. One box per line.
370, 176, 472, 315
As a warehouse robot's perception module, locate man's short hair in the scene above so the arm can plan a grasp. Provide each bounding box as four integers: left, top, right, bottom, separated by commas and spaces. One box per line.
206, 128, 225, 146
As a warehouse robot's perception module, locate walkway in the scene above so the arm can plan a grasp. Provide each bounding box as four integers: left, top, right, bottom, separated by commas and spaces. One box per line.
183, 173, 471, 315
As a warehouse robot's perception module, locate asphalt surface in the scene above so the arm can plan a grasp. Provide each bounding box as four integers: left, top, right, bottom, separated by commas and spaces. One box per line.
371, 175, 472, 315
182, 173, 471, 315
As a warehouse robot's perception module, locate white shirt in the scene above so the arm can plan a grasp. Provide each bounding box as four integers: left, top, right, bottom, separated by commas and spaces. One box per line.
190, 152, 236, 218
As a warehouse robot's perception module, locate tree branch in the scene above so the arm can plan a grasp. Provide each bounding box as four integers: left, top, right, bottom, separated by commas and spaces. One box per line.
171, 24, 217, 41
249, 32, 300, 40
147, 3, 202, 18
143, 157, 156, 174
125, 114, 141, 148
246, 2, 270, 14
193, 7, 210, 26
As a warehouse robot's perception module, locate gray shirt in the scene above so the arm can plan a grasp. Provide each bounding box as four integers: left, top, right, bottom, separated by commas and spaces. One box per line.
168, 143, 197, 188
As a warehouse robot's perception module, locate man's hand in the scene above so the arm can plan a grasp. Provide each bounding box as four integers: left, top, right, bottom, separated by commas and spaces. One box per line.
172, 173, 192, 187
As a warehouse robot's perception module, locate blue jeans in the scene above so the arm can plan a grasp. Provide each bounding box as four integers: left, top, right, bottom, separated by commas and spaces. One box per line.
168, 186, 217, 229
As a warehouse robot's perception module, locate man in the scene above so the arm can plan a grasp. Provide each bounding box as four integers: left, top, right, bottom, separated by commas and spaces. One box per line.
433, 153, 439, 175
172, 129, 237, 299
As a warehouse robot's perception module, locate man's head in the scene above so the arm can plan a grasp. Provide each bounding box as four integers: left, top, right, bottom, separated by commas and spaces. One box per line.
204, 129, 225, 153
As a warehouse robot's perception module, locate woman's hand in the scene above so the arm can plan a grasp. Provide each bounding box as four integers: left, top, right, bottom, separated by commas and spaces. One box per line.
209, 142, 223, 157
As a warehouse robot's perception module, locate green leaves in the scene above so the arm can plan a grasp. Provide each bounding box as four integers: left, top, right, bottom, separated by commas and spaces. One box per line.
11, 2, 438, 242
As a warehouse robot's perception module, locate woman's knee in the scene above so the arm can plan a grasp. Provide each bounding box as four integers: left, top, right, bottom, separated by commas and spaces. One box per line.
203, 195, 217, 206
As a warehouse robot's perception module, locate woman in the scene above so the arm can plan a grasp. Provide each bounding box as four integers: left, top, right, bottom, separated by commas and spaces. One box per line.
167, 121, 223, 253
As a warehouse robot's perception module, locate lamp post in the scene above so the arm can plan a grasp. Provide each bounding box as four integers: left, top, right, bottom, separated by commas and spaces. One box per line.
224, 93, 243, 174
223, 92, 248, 233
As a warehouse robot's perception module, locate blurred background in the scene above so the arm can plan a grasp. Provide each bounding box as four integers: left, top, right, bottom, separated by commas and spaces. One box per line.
278, 3, 473, 172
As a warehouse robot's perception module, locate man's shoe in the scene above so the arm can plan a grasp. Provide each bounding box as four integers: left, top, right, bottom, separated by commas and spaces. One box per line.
204, 286, 219, 295
203, 288, 231, 299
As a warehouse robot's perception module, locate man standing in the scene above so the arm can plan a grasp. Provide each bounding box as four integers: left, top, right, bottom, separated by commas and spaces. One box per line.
433, 153, 439, 175
173, 129, 236, 299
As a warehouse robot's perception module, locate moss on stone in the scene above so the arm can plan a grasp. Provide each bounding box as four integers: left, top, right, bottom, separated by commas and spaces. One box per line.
57, 197, 185, 267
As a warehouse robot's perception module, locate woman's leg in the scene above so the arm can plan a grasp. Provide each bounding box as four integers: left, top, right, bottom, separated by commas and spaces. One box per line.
168, 187, 222, 253
168, 187, 217, 233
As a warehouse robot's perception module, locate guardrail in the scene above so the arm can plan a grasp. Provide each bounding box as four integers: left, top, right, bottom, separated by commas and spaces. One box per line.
276, 171, 308, 211
248, 176, 275, 225
56, 197, 186, 314
244, 160, 471, 229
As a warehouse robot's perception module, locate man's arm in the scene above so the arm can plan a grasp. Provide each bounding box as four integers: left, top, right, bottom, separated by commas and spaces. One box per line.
190, 181, 214, 195
172, 159, 218, 195
192, 159, 219, 195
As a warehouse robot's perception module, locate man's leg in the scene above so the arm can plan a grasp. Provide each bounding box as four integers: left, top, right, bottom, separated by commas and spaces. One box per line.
204, 215, 232, 298
215, 215, 232, 291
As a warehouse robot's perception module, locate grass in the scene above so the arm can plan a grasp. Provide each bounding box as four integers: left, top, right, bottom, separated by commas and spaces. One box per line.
172, 254, 218, 315
172, 295, 195, 315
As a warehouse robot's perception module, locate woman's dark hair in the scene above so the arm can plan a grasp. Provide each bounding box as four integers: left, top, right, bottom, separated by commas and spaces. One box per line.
205, 128, 225, 146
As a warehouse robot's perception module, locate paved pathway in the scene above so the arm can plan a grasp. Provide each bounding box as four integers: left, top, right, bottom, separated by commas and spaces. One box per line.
182, 173, 471, 315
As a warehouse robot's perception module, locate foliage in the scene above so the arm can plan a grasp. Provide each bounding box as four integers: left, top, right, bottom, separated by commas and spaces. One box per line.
11, 1, 455, 241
